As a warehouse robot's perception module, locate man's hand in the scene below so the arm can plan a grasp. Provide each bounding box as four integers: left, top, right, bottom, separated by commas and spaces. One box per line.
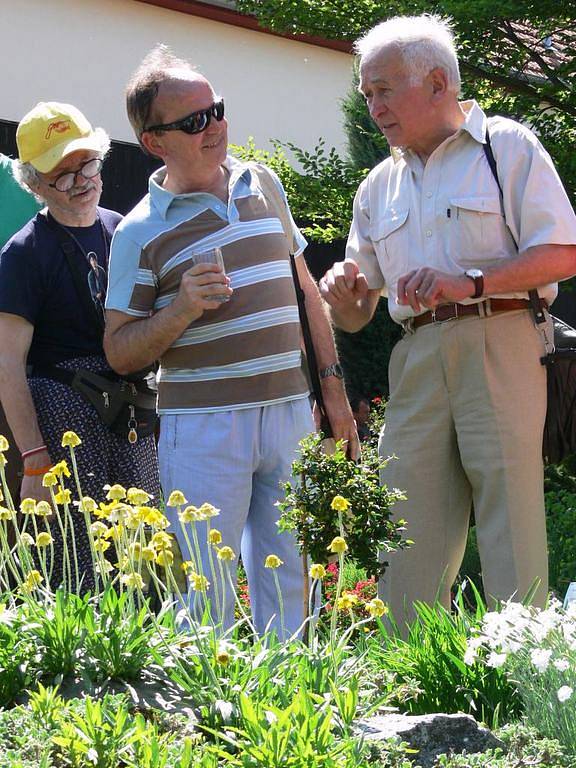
20, 474, 52, 506
172, 263, 233, 321
397, 268, 473, 313
319, 259, 369, 310
315, 382, 361, 462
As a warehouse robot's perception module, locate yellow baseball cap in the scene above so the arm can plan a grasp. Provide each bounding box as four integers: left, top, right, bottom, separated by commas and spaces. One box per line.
16, 102, 103, 173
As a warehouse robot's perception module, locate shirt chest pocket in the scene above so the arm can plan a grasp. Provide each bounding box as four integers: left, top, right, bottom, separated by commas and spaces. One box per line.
370, 209, 409, 274
448, 195, 509, 265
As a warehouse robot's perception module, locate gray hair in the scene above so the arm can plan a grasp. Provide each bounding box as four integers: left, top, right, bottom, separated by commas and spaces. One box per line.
354, 14, 460, 93
14, 127, 110, 201
126, 44, 200, 144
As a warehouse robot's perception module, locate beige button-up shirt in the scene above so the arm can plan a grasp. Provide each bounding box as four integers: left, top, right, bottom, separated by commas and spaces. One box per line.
347, 100, 576, 323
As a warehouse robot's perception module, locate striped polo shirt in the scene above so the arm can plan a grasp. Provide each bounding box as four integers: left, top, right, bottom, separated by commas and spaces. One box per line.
106, 156, 310, 414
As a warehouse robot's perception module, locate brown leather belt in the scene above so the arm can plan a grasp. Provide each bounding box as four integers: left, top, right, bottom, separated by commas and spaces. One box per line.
411, 298, 543, 330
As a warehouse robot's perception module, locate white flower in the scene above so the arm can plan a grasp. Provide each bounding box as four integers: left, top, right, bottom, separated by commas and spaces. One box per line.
557, 685, 573, 703
463, 636, 484, 666
530, 647, 553, 673
486, 651, 507, 668
553, 658, 570, 672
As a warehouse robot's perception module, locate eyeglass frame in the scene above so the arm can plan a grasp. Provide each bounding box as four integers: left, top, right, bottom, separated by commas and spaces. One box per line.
46, 156, 104, 193
143, 99, 225, 136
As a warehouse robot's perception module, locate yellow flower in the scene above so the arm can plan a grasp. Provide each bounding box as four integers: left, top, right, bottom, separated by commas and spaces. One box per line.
51, 460, 71, 478
42, 472, 58, 488
309, 563, 326, 580
20, 532, 35, 547
0, 435, 9, 452
216, 649, 230, 666
0, 487, 3, 502
0, 454, 6, 468
336, 593, 358, 611
208, 529, 222, 545
155, 550, 174, 568
128, 542, 142, 558
141, 546, 156, 562
328, 536, 348, 554
106, 524, 125, 542
365, 598, 388, 618
93, 538, 111, 553
151, 531, 172, 551
179, 505, 202, 523
191, 573, 209, 591
90, 522, 109, 538
54, 487, 71, 505
127, 487, 151, 505
167, 490, 187, 507
142, 507, 169, 530
217, 546, 235, 562
79, 497, 97, 513
264, 554, 283, 569
20, 498, 37, 515
61, 431, 81, 448
24, 570, 43, 589
0, 506, 15, 521
93, 501, 115, 520
105, 484, 126, 501
95, 561, 114, 575
198, 503, 220, 519
181, 560, 196, 575
35, 532, 53, 548
121, 572, 144, 590
330, 495, 350, 512
35, 501, 52, 517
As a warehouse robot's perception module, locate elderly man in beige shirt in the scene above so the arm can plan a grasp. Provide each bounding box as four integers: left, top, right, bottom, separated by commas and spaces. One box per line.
320, 14, 576, 627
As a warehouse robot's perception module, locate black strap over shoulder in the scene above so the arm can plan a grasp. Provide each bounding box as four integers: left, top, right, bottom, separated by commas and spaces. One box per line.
482, 128, 546, 325
42, 212, 106, 337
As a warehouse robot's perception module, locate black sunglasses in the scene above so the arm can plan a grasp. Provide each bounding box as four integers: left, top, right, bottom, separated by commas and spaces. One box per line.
144, 99, 225, 135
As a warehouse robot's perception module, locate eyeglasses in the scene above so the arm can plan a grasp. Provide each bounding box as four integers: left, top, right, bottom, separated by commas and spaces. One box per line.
47, 157, 103, 192
143, 99, 225, 135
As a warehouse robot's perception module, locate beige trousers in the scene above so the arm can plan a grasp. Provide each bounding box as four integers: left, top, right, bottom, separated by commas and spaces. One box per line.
378, 308, 549, 626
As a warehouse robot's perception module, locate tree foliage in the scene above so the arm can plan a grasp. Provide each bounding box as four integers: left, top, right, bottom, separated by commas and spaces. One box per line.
238, 0, 576, 201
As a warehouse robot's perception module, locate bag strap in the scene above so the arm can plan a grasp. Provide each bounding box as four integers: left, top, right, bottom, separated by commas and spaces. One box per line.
250, 163, 333, 438
482, 129, 547, 327
42, 212, 106, 336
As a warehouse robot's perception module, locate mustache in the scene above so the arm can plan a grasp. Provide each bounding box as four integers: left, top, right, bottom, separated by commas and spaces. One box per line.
68, 182, 98, 198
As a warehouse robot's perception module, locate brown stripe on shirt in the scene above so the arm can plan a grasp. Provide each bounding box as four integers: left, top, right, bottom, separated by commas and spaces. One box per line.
157, 367, 310, 411
163, 323, 302, 369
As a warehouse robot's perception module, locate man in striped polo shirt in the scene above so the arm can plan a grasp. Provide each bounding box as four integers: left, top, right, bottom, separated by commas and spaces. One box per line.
104, 46, 358, 636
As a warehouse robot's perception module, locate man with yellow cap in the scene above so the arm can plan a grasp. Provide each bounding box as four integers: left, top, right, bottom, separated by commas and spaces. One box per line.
0, 102, 160, 590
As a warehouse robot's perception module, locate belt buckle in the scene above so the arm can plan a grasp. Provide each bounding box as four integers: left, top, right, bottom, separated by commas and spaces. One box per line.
431, 304, 458, 324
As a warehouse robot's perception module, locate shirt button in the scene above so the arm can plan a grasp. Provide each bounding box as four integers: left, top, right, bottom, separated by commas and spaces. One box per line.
425, 230, 432, 238
426, 191, 433, 199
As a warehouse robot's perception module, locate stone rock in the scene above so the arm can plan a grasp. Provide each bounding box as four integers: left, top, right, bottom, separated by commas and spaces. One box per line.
358, 712, 505, 767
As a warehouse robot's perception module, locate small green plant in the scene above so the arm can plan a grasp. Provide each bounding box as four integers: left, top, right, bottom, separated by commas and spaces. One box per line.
369, 586, 521, 729
278, 434, 408, 579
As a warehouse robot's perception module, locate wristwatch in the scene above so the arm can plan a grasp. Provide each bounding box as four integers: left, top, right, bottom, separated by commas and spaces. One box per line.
319, 362, 344, 380
464, 268, 484, 299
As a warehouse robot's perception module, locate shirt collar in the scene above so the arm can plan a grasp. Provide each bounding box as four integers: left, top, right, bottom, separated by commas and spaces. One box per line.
390, 99, 488, 165
148, 155, 252, 220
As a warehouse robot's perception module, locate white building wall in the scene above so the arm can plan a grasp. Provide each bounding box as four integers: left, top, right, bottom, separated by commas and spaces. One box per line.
1, 0, 354, 158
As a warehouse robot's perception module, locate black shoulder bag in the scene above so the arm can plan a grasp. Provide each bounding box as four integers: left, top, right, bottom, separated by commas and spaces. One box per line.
37, 214, 158, 444
484, 129, 576, 464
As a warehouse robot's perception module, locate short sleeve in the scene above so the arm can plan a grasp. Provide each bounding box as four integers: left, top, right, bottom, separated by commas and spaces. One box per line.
0, 236, 46, 325
264, 166, 308, 257
491, 119, 576, 252
105, 228, 157, 316
345, 179, 385, 290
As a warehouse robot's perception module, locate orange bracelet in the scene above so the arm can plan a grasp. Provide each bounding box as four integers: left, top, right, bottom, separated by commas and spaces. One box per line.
23, 465, 52, 477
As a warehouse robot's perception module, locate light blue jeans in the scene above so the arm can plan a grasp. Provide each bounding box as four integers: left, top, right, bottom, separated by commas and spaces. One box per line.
159, 397, 314, 637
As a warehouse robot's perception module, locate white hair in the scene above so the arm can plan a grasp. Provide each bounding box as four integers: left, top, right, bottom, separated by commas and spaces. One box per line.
354, 14, 461, 93
14, 127, 111, 201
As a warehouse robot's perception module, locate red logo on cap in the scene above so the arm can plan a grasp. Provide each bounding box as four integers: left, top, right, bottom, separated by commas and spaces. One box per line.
45, 120, 72, 140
